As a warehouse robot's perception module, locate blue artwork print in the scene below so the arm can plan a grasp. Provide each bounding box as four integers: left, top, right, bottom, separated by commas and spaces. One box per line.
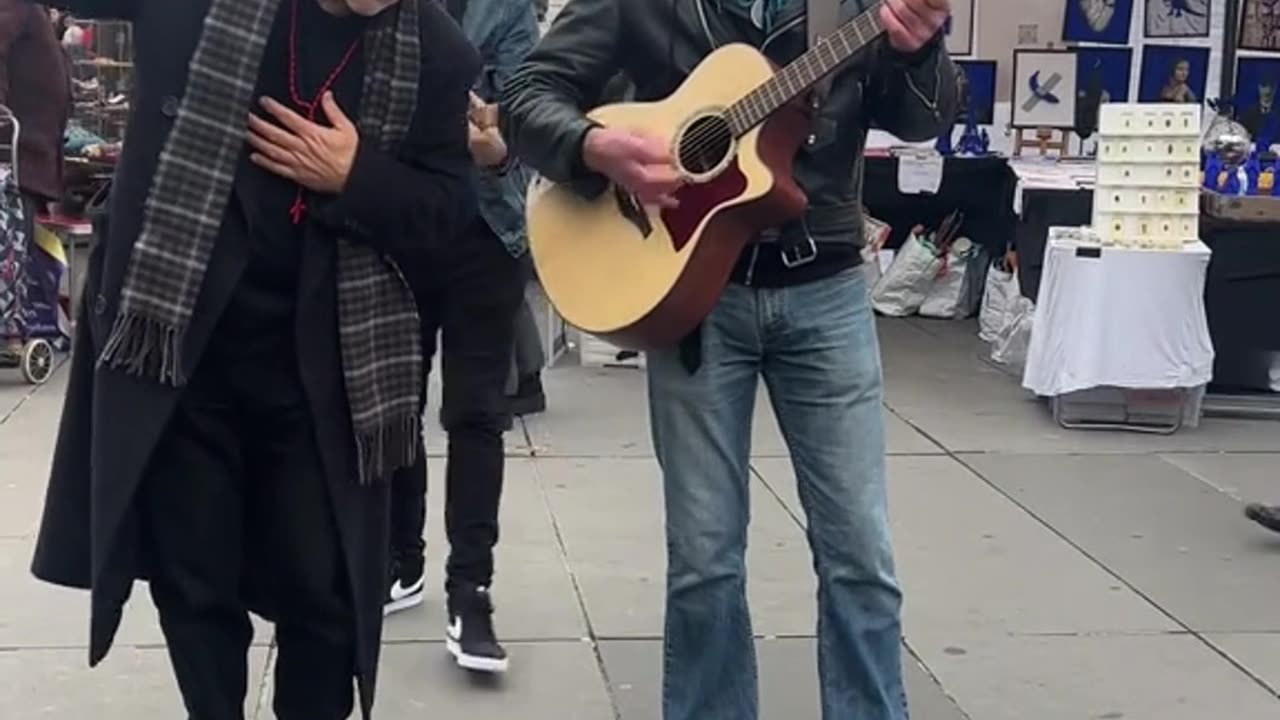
1145, 0, 1211, 38
954, 59, 996, 125
1063, 0, 1135, 44
1030, 71, 1064, 105
1235, 57, 1280, 145
1138, 44, 1209, 103
1075, 47, 1133, 103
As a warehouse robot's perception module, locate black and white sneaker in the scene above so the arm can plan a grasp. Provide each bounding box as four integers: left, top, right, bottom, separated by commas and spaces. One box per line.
384, 563, 425, 616
445, 585, 509, 673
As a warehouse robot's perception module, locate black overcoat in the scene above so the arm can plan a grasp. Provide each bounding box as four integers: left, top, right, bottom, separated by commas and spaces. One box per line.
32, 1, 479, 715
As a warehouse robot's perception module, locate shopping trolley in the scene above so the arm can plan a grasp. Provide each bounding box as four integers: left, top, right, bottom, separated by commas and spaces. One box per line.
0, 104, 64, 385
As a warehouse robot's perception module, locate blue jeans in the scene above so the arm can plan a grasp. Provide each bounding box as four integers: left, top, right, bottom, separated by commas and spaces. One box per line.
648, 268, 908, 720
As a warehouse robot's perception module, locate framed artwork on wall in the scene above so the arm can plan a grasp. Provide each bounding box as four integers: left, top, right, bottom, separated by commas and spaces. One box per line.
1063, 0, 1135, 44
1144, 0, 1211, 38
1075, 46, 1134, 104
1012, 49, 1079, 128
945, 0, 975, 56
1239, 0, 1280, 51
1234, 57, 1280, 141
1138, 44, 1209, 104
954, 59, 997, 125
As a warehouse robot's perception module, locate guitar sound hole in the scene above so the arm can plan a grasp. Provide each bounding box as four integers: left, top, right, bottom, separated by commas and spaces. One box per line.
678, 114, 734, 176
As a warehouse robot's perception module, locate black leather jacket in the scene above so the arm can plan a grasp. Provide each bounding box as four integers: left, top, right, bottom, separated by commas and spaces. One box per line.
501, 0, 958, 249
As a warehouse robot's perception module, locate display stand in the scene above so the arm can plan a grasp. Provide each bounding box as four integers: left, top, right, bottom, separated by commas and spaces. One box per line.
1012, 127, 1069, 157
69, 21, 134, 144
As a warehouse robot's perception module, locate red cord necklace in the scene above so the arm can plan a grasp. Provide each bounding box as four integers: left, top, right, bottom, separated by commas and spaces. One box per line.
286, 0, 362, 224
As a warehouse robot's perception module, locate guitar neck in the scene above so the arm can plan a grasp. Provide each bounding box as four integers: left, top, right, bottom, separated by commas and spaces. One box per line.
725, 2, 885, 136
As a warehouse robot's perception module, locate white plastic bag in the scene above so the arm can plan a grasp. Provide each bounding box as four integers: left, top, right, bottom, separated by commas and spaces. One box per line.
991, 296, 1036, 369
920, 237, 981, 319
871, 231, 942, 317
978, 259, 1019, 342
860, 212, 891, 288
862, 244, 883, 288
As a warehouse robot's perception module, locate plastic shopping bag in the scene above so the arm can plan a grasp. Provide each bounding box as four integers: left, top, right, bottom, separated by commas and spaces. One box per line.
920, 237, 988, 319
860, 212, 892, 288
978, 257, 1019, 342
991, 296, 1035, 370
871, 229, 942, 317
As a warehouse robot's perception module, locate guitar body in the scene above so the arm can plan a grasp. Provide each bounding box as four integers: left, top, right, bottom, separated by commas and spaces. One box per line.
527, 43, 811, 350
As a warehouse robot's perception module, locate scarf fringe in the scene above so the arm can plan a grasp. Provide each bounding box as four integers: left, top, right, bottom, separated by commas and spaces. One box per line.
354, 411, 421, 485
99, 311, 186, 386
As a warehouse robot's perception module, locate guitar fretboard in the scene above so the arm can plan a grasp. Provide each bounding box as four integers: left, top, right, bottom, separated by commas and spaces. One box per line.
725, 3, 885, 135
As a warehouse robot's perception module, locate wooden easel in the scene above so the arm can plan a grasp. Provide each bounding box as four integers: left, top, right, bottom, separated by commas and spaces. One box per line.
1012, 127, 1070, 157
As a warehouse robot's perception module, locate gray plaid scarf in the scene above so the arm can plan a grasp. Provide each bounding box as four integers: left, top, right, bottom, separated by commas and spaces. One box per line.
100, 0, 424, 484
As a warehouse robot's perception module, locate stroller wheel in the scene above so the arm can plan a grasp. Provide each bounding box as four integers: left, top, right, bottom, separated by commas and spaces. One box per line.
20, 338, 55, 385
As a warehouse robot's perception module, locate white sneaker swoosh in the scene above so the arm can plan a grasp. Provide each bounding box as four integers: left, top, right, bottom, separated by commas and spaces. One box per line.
389, 577, 423, 602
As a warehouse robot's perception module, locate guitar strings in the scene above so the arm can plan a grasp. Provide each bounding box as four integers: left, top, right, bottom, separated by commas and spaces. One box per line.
662, 4, 884, 172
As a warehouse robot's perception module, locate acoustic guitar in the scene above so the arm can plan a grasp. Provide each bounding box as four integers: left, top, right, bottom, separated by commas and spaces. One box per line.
527, 3, 886, 350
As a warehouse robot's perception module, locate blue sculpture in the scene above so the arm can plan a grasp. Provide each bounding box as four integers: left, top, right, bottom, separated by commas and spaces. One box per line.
1203, 151, 1221, 191
1245, 150, 1263, 195
935, 126, 954, 155
1224, 161, 1243, 195
955, 123, 989, 155
938, 81, 991, 157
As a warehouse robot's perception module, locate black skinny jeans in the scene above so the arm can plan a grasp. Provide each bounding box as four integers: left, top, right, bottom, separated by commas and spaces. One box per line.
390, 221, 524, 592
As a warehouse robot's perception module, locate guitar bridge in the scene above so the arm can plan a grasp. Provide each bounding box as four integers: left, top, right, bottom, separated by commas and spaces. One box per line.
615, 186, 653, 238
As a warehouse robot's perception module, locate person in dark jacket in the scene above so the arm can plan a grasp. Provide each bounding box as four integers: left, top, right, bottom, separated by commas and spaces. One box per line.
31, 1, 478, 718
383, 0, 539, 676
0, 1, 71, 350
501, 0, 955, 717
0, 1, 69, 195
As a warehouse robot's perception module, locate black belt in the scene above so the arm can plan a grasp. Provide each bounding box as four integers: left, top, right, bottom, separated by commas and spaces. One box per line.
756, 202, 863, 268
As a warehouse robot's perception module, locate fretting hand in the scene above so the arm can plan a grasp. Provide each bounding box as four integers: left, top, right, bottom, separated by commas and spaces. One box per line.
582, 128, 683, 208
247, 93, 358, 194
880, 0, 951, 55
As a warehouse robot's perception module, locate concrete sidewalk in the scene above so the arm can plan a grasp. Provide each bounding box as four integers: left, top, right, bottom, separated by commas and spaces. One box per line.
3, 316, 1280, 719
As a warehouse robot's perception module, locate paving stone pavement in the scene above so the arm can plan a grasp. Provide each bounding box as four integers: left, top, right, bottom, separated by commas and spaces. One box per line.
3, 316, 1280, 719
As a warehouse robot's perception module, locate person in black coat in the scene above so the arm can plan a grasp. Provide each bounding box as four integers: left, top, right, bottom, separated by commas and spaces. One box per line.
31, 1, 479, 718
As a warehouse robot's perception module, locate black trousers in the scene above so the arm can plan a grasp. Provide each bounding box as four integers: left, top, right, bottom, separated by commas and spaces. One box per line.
390, 223, 524, 592
140, 328, 354, 720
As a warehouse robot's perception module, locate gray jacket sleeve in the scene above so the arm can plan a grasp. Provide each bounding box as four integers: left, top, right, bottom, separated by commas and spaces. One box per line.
499, 0, 625, 193
868, 36, 959, 142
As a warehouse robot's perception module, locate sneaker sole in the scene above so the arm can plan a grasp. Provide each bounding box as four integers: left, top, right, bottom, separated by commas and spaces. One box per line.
445, 636, 509, 673
383, 591, 425, 616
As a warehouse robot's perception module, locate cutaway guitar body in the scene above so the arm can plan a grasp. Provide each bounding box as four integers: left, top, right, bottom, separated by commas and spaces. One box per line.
527, 6, 885, 349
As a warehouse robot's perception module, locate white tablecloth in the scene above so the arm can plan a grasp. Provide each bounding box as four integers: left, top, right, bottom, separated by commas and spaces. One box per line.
1022, 238, 1215, 397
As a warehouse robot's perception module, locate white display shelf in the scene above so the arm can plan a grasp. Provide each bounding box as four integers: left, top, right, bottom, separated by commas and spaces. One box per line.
1091, 103, 1202, 250
1097, 104, 1201, 137
1093, 187, 1199, 215
1096, 162, 1199, 188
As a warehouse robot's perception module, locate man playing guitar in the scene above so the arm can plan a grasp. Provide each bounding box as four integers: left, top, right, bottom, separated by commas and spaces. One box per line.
502, 0, 955, 718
